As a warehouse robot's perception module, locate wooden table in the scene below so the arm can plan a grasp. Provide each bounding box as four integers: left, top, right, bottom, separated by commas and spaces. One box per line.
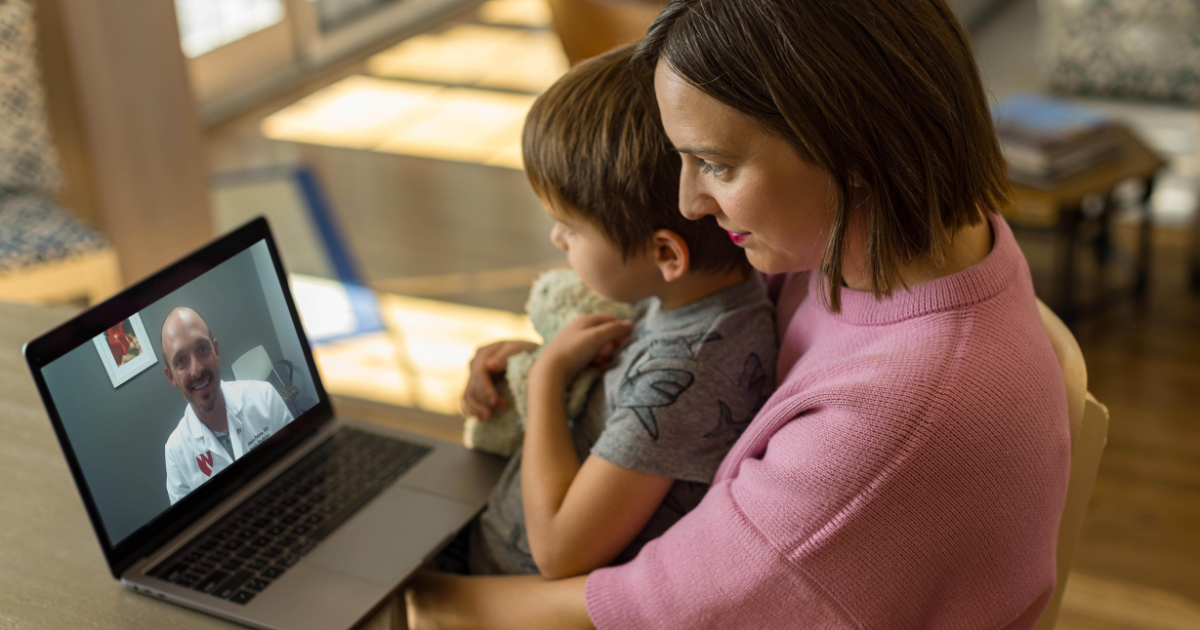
0, 301, 457, 629
1001, 125, 1166, 324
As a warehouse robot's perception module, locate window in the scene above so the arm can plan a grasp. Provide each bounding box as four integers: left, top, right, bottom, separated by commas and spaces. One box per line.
175, 0, 286, 58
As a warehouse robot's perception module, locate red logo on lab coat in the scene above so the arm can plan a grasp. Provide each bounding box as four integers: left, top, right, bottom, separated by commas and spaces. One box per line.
197, 450, 213, 477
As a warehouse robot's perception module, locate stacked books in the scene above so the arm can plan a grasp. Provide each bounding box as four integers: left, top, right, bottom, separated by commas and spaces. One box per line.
992, 93, 1122, 188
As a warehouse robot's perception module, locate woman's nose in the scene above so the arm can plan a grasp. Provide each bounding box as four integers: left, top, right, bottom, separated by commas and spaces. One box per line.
678, 173, 714, 221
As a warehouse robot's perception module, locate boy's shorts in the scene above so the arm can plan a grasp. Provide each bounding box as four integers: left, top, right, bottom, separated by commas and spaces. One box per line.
431, 519, 474, 575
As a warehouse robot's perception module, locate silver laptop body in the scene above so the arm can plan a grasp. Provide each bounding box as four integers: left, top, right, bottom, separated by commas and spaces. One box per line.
122, 416, 502, 630
24, 218, 504, 630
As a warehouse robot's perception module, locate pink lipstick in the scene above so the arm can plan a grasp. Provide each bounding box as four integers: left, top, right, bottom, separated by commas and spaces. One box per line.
727, 231, 749, 245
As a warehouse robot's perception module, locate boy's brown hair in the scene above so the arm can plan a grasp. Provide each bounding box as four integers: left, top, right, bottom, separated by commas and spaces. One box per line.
635, 0, 1011, 311
523, 43, 750, 275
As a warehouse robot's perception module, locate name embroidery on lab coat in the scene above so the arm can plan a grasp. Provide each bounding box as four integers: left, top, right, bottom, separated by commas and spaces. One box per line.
246, 429, 270, 450
197, 450, 214, 477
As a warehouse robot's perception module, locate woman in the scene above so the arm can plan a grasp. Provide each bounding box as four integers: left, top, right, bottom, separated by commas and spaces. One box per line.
412, 0, 1070, 627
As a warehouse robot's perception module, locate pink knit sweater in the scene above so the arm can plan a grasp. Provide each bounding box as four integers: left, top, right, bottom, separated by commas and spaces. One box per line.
585, 214, 1071, 629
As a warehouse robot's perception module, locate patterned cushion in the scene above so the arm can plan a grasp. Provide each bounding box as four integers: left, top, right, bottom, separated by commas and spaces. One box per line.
0, 192, 106, 274
0, 0, 63, 193
1040, 0, 1200, 105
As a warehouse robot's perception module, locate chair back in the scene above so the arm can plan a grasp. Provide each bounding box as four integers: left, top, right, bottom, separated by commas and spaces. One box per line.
231, 345, 273, 382
1032, 301, 1110, 629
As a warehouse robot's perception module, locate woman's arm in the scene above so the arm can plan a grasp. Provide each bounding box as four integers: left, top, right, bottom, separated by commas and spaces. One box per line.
405, 571, 592, 630
522, 314, 669, 579
461, 340, 540, 419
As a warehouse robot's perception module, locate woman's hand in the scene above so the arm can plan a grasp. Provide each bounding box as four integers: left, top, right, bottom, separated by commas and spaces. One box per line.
535, 314, 633, 383
462, 340, 539, 420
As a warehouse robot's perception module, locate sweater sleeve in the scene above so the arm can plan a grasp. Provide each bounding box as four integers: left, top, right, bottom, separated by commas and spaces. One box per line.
584, 478, 858, 629
584, 405, 864, 630
586, 384, 1066, 630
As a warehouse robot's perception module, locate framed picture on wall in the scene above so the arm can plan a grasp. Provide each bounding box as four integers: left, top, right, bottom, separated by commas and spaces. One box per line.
92, 313, 158, 388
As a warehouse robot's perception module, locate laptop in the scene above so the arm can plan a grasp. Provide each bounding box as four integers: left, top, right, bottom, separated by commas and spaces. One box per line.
23, 217, 505, 630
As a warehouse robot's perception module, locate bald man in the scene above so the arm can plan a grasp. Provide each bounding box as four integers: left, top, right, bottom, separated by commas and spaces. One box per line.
162, 307, 293, 504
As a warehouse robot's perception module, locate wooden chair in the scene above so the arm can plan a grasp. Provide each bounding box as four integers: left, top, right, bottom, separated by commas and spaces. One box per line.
1033, 300, 1110, 629
546, 0, 666, 65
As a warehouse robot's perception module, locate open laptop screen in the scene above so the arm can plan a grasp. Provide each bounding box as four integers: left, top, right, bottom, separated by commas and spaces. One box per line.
37, 238, 321, 548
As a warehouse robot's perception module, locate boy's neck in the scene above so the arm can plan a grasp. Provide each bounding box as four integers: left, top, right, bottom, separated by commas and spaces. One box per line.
656, 269, 748, 310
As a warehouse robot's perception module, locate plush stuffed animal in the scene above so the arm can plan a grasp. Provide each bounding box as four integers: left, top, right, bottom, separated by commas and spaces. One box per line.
463, 268, 637, 457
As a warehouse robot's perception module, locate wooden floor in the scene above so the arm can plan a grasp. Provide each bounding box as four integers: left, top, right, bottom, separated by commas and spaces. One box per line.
203, 6, 1200, 627
1068, 227, 1200, 601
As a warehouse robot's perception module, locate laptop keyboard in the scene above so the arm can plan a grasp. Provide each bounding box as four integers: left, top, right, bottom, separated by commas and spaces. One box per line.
150, 428, 431, 605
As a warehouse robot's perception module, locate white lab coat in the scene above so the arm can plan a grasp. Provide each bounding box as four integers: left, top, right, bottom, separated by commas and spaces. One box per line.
165, 380, 295, 504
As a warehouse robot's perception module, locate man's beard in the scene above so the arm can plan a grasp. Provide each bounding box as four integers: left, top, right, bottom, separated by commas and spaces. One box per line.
187, 368, 219, 413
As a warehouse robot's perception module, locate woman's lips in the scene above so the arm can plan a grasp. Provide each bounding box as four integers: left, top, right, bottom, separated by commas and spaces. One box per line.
727, 230, 750, 245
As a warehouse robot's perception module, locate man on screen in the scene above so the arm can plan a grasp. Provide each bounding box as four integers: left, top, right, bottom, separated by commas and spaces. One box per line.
162, 307, 294, 504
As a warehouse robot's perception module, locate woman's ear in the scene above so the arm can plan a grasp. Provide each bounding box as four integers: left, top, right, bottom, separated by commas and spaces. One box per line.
652, 229, 690, 282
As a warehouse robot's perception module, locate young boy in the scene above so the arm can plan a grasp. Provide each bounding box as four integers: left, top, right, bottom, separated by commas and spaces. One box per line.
457, 43, 776, 579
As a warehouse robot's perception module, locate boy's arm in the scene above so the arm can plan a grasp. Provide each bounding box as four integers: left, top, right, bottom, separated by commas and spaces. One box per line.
522, 314, 674, 579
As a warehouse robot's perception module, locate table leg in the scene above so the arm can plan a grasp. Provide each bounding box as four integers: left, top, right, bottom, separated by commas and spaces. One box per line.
1191, 218, 1200, 293
1136, 177, 1156, 303
1058, 209, 1081, 325
1094, 193, 1114, 306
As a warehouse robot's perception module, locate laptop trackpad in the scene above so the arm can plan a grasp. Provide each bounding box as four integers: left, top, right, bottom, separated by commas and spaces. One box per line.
304, 484, 477, 587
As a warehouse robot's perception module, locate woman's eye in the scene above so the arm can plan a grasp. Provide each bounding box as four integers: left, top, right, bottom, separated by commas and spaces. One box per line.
694, 157, 728, 177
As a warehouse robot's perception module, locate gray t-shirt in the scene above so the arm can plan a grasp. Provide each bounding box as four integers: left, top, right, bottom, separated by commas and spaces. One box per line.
469, 275, 777, 575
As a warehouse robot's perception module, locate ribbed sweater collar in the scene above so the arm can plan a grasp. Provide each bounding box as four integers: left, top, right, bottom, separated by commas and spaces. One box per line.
824, 213, 1019, 326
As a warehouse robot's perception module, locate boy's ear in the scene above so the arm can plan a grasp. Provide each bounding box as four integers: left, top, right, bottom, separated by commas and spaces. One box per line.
651, 229, 689, 283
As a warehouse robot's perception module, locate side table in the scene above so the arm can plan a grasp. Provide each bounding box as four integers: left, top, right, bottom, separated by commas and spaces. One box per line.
1001, 125, 1166, 325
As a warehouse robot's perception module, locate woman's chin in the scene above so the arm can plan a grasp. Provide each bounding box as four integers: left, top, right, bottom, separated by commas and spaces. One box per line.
745, 249, 797, 275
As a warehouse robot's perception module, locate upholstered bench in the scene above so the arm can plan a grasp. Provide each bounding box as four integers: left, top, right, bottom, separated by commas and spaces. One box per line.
0, 0, 120, 305
0, 191, 119, 304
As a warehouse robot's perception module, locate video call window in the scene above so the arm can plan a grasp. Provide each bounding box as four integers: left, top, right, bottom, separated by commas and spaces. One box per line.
41, 241, 319, 546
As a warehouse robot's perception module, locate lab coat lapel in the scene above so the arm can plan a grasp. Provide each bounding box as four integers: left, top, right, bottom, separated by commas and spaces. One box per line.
224, 382, 248, 459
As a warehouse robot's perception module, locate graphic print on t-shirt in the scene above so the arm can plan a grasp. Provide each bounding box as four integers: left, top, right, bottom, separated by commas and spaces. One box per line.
704, 353, 768, 444
615, 331, 724, 439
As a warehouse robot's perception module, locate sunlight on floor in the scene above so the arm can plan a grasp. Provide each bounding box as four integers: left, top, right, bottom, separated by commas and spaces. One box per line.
477, 0, 553, 27
367, 24, 568, 93
260, 0, 561, 414
291, 274, 539, 416
260, 0, 566, 169
260, 76, 535, 168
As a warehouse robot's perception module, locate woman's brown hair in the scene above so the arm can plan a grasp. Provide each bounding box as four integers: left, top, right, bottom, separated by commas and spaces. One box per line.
635, 0, 1010, 310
